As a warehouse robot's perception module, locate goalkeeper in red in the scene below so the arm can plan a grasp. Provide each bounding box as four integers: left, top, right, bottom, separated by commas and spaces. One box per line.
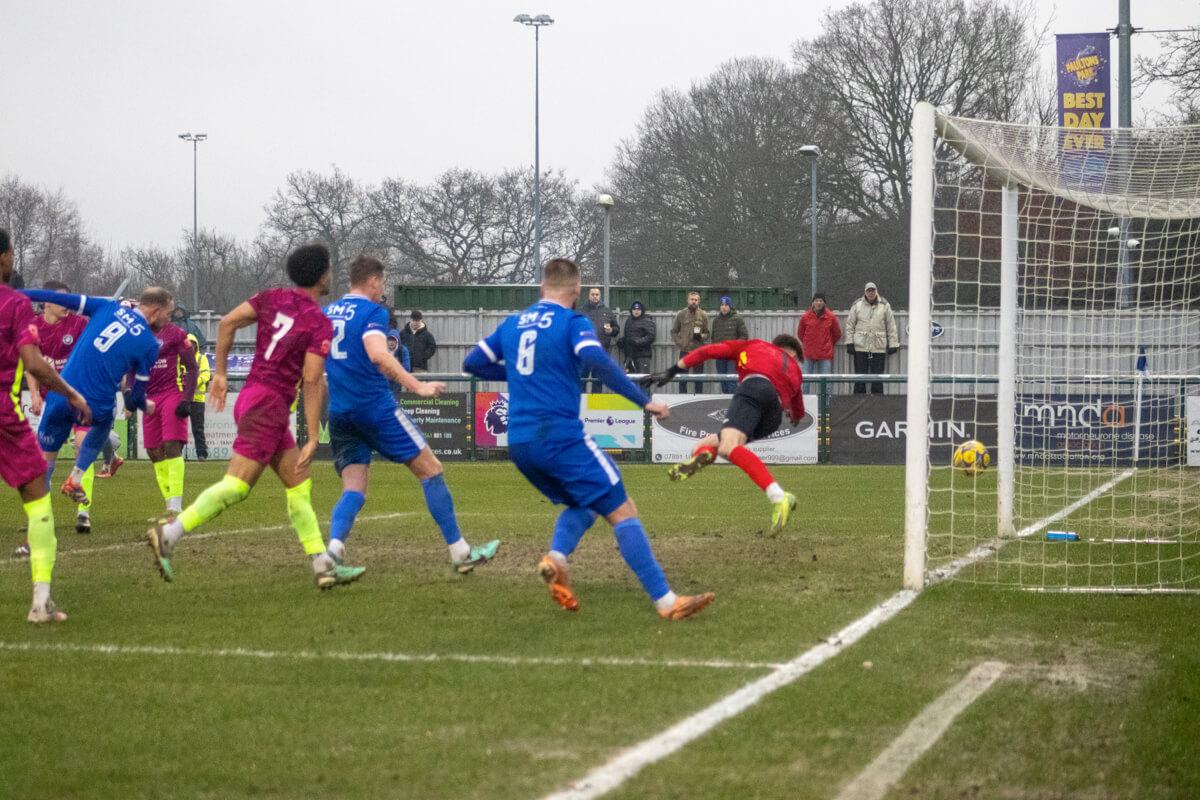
643, 334, 805, 532
146, 243, 364, 589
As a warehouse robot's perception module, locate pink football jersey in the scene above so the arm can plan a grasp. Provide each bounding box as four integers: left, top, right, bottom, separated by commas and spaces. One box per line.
245, 288, 333, 406
147, 324, 193, 396
32, 313, 88, 397
0, 285, 40, 421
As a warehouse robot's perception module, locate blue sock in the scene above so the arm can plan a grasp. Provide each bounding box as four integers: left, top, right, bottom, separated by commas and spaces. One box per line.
75, 424, 110, 472
420, 473, 461, 545
551, 507, 597, 557
45, 460, 56, 492
613, 518, 669, 601
330, 490, 366, 543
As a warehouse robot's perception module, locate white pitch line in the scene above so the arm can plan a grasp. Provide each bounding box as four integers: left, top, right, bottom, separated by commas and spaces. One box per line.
0, 511, 419, 565
0, 641, 780, 672
542, 475, 1138, 800
541, 590, 920, 800
834, 661, 1008, 800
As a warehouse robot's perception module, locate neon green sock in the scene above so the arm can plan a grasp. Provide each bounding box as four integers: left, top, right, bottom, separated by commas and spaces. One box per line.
78, 463, 94, 514
153, 460, 171, 501
25, 494, 56, 583
178, 474, 250, 533
166, 456, 185, 499
285, 479, 325, 556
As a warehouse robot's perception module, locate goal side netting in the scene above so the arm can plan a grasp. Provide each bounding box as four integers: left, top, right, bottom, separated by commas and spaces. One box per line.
904, 102, 1200, 593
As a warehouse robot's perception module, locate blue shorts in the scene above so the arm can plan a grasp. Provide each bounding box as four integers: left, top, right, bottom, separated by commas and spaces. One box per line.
329, 402, 427, 475
37, 392, 113, 453
510, 434, 628, 516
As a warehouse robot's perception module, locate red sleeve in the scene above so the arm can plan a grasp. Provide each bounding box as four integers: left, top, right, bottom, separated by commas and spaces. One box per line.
797, 313, 807, 339
681, 341, 738, 368
831, 314, 842, 343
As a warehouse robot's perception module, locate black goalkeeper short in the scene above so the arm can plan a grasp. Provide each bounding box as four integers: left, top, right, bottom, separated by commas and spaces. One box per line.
721, 375, 782, 442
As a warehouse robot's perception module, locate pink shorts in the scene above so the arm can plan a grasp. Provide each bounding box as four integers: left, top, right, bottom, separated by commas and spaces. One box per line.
141, 392, 190, 449
0, 417, 49, 489
232, 385, 296, 465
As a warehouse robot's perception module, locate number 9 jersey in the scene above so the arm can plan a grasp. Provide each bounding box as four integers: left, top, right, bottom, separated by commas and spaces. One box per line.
59, 298, 160, 416
475, 299, 602, 445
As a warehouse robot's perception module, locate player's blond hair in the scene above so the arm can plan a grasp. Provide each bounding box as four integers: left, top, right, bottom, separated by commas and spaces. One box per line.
543, 258, 580, 291
139, 287, 174, 309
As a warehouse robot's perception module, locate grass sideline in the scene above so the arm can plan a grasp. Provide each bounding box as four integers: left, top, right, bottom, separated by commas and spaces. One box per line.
0, 461, 1196, 798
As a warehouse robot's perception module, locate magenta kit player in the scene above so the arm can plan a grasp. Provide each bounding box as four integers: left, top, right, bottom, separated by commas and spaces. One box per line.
141, 322, 195, 514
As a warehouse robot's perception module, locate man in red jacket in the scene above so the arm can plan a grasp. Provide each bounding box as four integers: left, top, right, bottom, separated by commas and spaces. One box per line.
642, 334, 804, 533
796, 292, 841, 393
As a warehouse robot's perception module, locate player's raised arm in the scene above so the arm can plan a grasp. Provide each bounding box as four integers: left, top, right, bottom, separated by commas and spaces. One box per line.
364, 332, 444, 397
574, 332, 663, 417
462, 331, 507, 381
19, 289, 108, 317
19, 343, 91, 427
210, 301, 257, 412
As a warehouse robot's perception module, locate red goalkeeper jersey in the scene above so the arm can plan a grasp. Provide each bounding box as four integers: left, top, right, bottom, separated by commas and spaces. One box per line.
681, 339, 805, 423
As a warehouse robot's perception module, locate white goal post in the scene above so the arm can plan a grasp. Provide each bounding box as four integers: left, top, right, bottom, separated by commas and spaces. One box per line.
905, 101, 1200, 593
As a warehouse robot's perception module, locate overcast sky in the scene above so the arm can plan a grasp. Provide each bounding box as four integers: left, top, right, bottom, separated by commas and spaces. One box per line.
2, 0, 1194, 254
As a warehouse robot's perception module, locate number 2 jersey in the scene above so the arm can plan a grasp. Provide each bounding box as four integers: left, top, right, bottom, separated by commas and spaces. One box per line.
321, 293, 392, 417
245, 287, 333, 408
475, 299, 604, 445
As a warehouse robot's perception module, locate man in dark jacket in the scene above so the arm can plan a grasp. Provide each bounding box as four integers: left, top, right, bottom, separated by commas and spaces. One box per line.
400, 310, 437, 373
710, 296, 749, 393
581, 287, 618, 393
618, 300, 655, 374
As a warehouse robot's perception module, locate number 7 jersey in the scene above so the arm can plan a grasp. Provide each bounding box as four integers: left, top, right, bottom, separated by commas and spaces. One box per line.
245, 288, 334, 406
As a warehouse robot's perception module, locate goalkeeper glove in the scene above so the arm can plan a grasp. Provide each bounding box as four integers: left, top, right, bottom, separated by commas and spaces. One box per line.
175, 400, 192, 419
638, 364, 683, 388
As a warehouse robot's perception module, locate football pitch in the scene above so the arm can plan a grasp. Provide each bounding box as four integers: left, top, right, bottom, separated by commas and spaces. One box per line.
1, 461, 1197, 799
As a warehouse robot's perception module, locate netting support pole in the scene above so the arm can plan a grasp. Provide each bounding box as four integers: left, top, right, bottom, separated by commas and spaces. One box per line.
903, 102, 935, 591
997, 184, 1018, 537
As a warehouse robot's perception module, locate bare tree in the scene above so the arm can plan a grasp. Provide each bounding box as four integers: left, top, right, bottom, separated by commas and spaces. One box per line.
1137, 26, 1200, 124
793, 0, 1045, 223
262, 167, 373, 296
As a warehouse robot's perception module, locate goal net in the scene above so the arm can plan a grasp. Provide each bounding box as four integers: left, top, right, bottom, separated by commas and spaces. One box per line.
904, 103, 1200, 593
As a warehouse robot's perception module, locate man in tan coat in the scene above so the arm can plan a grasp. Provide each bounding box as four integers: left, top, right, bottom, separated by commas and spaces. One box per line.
844, 281, 898, 394
670, 290, 709, 393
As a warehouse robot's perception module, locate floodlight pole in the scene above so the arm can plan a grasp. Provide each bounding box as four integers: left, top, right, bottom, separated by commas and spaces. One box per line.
514, 13, 554, 283
800, 145, 821, 298
179, 132, 207, 313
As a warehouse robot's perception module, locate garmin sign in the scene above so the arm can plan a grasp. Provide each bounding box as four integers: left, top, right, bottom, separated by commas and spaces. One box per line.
829, 396, 996, 465
1017, 393, 1175, 467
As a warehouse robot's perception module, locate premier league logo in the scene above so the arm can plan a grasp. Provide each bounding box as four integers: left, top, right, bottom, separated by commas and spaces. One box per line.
484, 397, 508, 436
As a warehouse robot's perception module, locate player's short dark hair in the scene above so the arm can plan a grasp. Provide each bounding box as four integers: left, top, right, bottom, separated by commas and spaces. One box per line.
0, 228, 10, 255
286, 243, 331, 288
543, 258, 579, 290
43, 280, 70, 292
140, 287, 174, 308
772, 333, 802, 356
348, 254, 384, 287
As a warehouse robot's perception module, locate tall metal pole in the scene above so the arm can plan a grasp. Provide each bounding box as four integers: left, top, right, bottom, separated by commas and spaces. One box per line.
179, 132, 206, 312
534, 24, 542, 282
514, 14, 554, 283
1116, 0, 1134, 307
810, 158, 818, 298
602, 206, 611, 304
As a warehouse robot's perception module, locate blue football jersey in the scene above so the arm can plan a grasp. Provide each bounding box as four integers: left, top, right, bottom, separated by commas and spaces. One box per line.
477, 300, 601, 445
323, 294, 393, 416
60, 298, 160, 414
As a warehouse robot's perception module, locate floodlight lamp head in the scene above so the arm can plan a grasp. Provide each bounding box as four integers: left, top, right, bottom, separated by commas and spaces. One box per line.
513, 13, 531, 23
596, 194, 614, 208
799, 145, 821, 158
533, 14, 554, 25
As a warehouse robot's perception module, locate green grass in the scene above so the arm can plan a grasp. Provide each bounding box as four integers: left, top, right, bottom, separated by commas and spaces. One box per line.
1, 461, 1197, 798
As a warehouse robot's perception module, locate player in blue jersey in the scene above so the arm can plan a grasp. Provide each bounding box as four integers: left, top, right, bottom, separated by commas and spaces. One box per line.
21, 286, 171, 507
463, 257, 714, 620
323, 255, 499, 572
